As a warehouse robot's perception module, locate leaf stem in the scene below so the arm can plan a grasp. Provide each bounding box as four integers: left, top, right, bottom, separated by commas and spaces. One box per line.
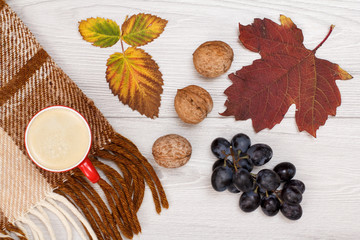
313, 25, 335, 53
120, 39, 125, 53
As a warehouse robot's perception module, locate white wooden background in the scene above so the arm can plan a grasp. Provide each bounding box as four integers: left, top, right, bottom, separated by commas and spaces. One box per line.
6, 0, 360, 239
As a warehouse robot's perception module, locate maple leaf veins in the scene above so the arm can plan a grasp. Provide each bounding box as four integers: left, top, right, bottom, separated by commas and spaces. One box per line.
222, 15, 352, 137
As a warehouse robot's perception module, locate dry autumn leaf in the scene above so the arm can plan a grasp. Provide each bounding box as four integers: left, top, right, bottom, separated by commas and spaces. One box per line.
121, 13, 168, 47
106, 47, 163, 118
79, 13, 167, 118
79, 17, 120, 48
222, 15, 352, 137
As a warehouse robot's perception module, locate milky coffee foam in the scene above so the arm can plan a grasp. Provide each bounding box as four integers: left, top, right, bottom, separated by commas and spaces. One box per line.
26, 107, 91, 170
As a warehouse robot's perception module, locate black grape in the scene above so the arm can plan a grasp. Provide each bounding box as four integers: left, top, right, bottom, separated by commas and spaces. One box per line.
211, 166, 233, 192
211, 138, 231, 160
209, 135, 305, 220
284, 179, 305, 194
261, 195, 281, 216
281, 203, 302, 220
232, 169, 253, 192
239, 190, 260, 212
227, 182, 240, 193
281, 186, 302, 204
212, 159, 233, 171
234, 157, 253, 172
247, 144, 273, 166
274, 162, 296, 181
231, 133, 251, 153
256, 169, 281, 191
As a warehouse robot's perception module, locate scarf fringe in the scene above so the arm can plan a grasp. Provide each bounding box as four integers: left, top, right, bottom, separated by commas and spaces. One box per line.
101, 132, 169, 212
1, 192, 96, 240
54, 132, 168, 240
1, 222, 27, 240
1, 132, 168, 240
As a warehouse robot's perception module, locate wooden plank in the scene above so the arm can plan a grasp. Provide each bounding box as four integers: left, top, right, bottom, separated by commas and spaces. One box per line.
7, 0, 360, 118
15, 116, 360, 239
3, 0, 360, 239
107, 117, 360, 239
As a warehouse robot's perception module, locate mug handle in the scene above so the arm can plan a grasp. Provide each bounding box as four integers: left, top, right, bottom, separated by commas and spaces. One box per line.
78, 157, 100, 183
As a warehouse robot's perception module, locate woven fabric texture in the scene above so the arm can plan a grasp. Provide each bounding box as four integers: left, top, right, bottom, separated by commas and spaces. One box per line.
0, 1, 168, 239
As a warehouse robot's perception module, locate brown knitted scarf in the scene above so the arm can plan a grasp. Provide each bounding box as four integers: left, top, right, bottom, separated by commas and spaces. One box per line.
0, 1, 168, 239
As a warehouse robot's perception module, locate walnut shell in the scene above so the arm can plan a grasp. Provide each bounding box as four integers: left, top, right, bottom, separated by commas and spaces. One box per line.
174, 85, 213, 124
193, 40, 234, 78
152, 134, 192, 168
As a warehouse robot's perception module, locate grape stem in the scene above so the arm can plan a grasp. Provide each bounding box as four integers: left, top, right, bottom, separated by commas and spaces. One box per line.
221, 150, 231, 168
230, 147, 239, 172
274, 191, 283, 204
237, 150, 241, 157
250, 173, 257, 180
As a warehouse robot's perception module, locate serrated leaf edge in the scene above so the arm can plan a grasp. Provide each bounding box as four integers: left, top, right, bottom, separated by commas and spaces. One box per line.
105, 47, 164, 118
78, 17, 121, 48
121, 13, 168, 47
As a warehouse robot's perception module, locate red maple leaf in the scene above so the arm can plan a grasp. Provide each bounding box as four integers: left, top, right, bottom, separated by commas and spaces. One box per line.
222, 15, 352, 137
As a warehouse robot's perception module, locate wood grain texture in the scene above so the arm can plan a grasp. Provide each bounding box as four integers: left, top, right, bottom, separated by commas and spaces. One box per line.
4, 0, 360, 239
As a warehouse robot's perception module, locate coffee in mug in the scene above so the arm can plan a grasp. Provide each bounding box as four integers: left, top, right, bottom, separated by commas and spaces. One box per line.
25, 106, 100, 183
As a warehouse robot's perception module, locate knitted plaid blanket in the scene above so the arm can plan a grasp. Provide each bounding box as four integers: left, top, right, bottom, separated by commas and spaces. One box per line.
0, 1, 168, 239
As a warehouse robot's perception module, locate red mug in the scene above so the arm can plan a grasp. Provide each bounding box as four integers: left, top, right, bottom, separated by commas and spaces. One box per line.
25, 106, 100, 183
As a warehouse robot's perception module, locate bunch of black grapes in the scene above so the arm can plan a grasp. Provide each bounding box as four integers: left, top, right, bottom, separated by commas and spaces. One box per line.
211, 133, 305, 220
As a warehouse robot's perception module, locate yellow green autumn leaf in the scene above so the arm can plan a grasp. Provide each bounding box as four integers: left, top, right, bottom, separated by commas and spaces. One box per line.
106, 47, 164, 118
79, 17, 120, 48
121, 13, 168, 47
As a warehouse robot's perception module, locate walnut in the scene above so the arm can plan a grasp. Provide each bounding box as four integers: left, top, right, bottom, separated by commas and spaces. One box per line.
174, 85, 213, 124
152, 134, 192, 168
193, 40, 234, 78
